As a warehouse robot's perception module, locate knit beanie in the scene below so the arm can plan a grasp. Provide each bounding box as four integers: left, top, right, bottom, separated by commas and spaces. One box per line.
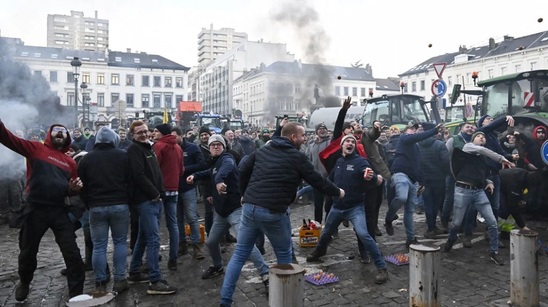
199, 126, 211, 136
155, 124, 172, 136
208, 134, 226, 148
342, 122, 352, 131
340, 134, 357, 146
471, 131, 485, 141
477, 115, 490, 128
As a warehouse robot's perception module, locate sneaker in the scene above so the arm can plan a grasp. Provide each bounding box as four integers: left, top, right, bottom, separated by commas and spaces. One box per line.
15, 282, 29, 301
306, 249, 326, 262
462, 236, 472, 248
375, 268, 388, 284
405, 238, 419, 248
128, 272, 149, 284
342, 220, 350, 227
490, 252, 504, 266
168, 259, 177, 270
261, 274, 269, 295
113, 279, 129, 294
201, 266, 224, 279
384, 222, 394, 236
147, 279, 177, 295
359, 253, 371, 264
443, 238, 456, 253
90, 281, 108, 297
423, 230, 438, 239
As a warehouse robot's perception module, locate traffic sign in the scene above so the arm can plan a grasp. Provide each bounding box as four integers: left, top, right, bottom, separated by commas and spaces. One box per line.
433, 63, 446, 78
431, 79, 448, 97
542, 140, 548, 165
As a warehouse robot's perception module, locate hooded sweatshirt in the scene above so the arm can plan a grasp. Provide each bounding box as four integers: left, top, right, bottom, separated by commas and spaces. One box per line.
77, 127, 129, 207
0, 121, 76, 206
154, 134, 183, 192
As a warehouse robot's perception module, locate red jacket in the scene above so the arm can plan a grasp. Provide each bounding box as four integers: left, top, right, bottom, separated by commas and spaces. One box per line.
154, 134, 183, 192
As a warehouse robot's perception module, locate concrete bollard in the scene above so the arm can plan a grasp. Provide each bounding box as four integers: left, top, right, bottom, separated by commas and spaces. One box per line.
510, 229, 539, 307
409, 244, 440, 307
268, 263, 305, 307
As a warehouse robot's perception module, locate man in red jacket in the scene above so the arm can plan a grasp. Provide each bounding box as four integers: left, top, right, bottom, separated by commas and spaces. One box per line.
153, 124, 184, 270
0, 120, 84, 302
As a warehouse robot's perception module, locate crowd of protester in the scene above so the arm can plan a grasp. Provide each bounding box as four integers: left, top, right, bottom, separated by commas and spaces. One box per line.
0, 101, 547, 305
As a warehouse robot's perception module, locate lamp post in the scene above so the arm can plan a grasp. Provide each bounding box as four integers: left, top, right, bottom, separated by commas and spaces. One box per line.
80, 82, 89, 128
70, 57, 82, 128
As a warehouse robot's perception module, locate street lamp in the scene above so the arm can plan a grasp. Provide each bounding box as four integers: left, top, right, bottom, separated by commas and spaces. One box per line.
70, 57, 82, 128
80, 82, 89, 128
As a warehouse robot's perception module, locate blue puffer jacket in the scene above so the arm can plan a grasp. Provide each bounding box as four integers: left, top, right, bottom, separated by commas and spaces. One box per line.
329, 152, 374, 210
239, 136, 340, 213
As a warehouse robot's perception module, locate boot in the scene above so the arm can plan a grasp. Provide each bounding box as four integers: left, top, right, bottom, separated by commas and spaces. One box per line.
178, 241, 188, 256
192, 244, 204, 260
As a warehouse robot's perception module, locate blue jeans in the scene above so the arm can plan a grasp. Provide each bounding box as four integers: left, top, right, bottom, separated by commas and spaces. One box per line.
207, 207, 268, 276
448, 186, 499, 252
318, 205, 386, 270
441, 175, 455, 224
423, 185, 445, 231
129, 200, 162, 282
89, 204, 129, 282
220, 203, 292, 306
386, 172, 418, 241
486, 173, 500, 219
177, 189, 201, 244
163, 194, 179, 261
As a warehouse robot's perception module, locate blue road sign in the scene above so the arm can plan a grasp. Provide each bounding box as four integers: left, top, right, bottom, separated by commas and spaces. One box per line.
542, 140, 548, 165
437, 79, 447, 97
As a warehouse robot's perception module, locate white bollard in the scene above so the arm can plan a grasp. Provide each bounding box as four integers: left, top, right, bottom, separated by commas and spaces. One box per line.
409, 244, 440, 307
268, 263, 305, 307
510, 229, 539, 307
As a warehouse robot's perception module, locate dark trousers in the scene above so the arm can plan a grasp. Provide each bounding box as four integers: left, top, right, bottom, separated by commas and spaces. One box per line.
313, 188, 325, 223
19, 205, 85, 298
129, 205, 139, 250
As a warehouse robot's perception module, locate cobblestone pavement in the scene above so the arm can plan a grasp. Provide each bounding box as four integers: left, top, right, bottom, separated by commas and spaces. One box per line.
1, 199, 548, 307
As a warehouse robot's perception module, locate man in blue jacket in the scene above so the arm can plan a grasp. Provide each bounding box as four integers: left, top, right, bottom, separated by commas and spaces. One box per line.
306, 134, 388, 284
384, 122, 444, 247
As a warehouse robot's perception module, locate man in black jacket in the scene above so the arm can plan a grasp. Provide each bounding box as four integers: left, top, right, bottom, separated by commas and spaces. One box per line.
126, 120, 176, 295
219, 122, 344, 307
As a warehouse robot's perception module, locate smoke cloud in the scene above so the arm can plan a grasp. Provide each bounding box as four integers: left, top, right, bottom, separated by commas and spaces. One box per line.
0, 38, 69, 180
271, 0, 335, 114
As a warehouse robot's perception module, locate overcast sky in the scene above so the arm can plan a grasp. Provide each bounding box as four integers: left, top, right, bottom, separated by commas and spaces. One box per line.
1, 0, 546, 78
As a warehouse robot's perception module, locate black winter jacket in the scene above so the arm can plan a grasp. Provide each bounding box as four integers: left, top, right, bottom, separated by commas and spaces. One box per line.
239, 136, 340, 213
127, 140, 164, 205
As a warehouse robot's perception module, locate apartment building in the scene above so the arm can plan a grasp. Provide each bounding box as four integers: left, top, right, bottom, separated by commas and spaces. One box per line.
197, 24, 247, 65
47, 10, 109, 52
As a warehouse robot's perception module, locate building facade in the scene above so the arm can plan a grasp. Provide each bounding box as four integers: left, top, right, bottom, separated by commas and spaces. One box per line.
197, 24, 247, 65
47, 10, 109, 52
10, 42, 189, 129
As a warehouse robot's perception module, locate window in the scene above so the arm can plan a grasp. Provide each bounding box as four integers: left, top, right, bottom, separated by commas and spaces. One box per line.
420, 80, 425, 91
175, 77, 183, 88
111, 93, 120, 106
530, 62, 537, 70
154, 76, 161, 87
67, 72, 75, 83
142, 94, 150, 108
97, 73, 105, 85
165, 77, 172, 88
50, 71, 58, 82
126, 74, 134, 86
335, 86, 341, 96
67, 93, 75, 106
111, 74, 120, 85
142, 75, 150, 87
97, 93, 105, 107
153, 93, 161, 108
447, 76, 453, 87
501, 67, 507, 75
34, 71, 42, 77
352, 87, 357, 96
488, 69, 494, 78
164, 94, 172, 108
361, 88, 366, 96
126, 94, 134, 107
343, 87, 349, 96
82, 73, 90, 84
175, 95, 183, 105
411, 82, 416, 92
515, 64, 521, 72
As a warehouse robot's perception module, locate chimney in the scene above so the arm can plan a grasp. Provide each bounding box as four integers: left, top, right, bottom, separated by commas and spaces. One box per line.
503, 35, 514, 41
126, 48, 131, 53
488, 38, 497, 50
459, 45, 468, 53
